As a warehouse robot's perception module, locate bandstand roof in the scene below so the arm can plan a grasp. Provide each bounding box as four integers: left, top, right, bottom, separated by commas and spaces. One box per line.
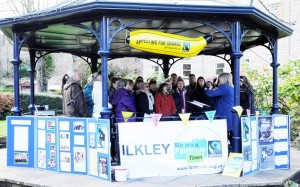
0, 0, 293, 58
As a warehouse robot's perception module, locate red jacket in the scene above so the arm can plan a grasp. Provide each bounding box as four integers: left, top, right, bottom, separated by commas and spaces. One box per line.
154, 92, 176, 116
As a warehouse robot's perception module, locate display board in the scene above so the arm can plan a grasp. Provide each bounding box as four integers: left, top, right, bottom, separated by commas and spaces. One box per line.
6, 116, 35, 168
36, 117, 58, 171
87, 118, 111, 182
57, 117, 87, 175
241, 115, 290, 176
241, 116, 259, 176
118, 120, 228, 178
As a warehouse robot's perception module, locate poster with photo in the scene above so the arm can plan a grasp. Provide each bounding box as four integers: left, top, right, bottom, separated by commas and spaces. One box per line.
258, 116, 274, 143
60, 152, 71, 172
47, 120, 56, 130
14, 152, 29, 164
259, 145, 275, 170
60, 132, 70, 151
73, 147, 86, 172
38, 150, 46, 168
47, 133, 56, 143
73, 121, 85, 133
97, 125, 109, 153
48, 158, 56, 168
98, 156, 108, 179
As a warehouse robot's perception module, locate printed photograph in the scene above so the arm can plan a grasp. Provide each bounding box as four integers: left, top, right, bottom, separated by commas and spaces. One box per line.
60, 132, 70, 151
90, 133, 96, 148
73, 121, 85, 132
47, 133, 56, 143
60, 152, 71, 172
14, 152, 29, 164
260, 145, 275, 170
97, 125, 108, 151
243, 145, 252, 161
99, 157, 108, 178
73, 147, 86, 172
47, 120, 55, 130
50, 145, 56, 159
48, 159, 56, 168
258, 117, 274, 143
38, 150, 46, 168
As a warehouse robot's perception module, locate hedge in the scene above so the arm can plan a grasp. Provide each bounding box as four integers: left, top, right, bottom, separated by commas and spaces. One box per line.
0, 92, 62, 119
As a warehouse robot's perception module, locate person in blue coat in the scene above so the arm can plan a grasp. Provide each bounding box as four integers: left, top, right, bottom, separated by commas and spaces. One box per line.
205, 73, 234, 131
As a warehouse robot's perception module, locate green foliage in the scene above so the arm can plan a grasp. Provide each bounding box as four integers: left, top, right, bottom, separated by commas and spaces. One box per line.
20, 93, 63, 114
19, 64, 30, 79
44, 54, 55, 79
0, 120, 7, 137
0, 85, 14, 92
243, 60, 300, 140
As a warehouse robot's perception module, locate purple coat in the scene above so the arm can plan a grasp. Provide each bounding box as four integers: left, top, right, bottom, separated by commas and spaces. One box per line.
110, 88, 136, 122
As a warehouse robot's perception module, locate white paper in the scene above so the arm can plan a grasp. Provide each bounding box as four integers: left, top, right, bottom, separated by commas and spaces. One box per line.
251, 141, 258, 160
38, 130, 46, 148
47, 133, 56, 143
60, 121, 70, 131
38, 120, 46, 129
274, 116, 287, 127
74, 135, 85, 145
274, 142, 288, 153
243, 161, 251, 173
275, 155, 288, 166
11, 120, 31, 125
274, 128, 288, 140
60, 132, 70, 151
89, 149, 98, 176
60, 152, 71, 172
38, 150, 46, 168
73, 147, 86, 172
251, 120, 257, 140
251, 161, 258, 170
14, 126, 29, 151
89, 123, 96, 133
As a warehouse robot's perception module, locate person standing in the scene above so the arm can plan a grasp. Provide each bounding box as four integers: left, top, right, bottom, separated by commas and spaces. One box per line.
240, 75, 255, 115
110, 79, 136, 122
173, 78, 187, 113
205, 73, 234, 131
135, 82, 155, 122
63, 69, 87, 117
155, 83, 176, 117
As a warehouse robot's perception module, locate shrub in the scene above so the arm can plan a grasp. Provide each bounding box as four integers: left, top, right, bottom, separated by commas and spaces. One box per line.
20, 93, 62, 114
0, 93, 13, 120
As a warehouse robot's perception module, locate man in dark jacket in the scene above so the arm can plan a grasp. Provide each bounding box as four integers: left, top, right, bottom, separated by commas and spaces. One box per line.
63, 69, 88, 117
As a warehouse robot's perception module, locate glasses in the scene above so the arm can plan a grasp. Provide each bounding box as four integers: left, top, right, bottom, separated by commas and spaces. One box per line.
145, 85, 149, 88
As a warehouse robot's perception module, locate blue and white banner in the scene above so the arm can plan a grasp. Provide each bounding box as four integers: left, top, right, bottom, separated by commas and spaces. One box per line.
118, 120, 228, 178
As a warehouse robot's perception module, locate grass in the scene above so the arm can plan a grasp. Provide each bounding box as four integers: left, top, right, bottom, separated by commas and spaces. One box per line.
0, 120, 7, 137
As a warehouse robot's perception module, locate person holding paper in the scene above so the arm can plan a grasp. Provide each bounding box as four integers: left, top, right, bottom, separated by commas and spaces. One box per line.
205, 73, 234, 131
136, 82, 155, 122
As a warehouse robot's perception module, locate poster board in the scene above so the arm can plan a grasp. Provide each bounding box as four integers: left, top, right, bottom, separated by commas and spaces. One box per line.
57, 117, 87, 175
241, 116, 259, 176
6, 116, 35, 168
36, 117, 58, 171
87, 118, 111, 182
241, 115, 290, 176
118, 120, 228, 178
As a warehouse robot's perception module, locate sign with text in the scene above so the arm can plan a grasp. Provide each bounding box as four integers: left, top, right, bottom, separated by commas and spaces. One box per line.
118, 120, 228, 178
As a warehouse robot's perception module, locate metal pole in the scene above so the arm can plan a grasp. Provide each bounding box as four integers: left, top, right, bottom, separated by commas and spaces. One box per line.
271, 39, 280, 114
99, 16, 112, 119
231, 21, 243, 153
10, 32, 23, 116
28, 49, 36, 115
162, 58, 170, 79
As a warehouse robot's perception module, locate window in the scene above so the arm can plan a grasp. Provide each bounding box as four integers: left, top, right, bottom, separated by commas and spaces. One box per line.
215, 62, 224, 76
182, 63, 191, 77
151, 65, 159, 74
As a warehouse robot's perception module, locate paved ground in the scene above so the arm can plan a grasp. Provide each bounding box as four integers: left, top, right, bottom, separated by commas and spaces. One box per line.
0, 147, 299, 187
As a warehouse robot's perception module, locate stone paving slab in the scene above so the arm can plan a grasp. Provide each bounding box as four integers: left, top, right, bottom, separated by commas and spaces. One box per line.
0, 147, 299, 187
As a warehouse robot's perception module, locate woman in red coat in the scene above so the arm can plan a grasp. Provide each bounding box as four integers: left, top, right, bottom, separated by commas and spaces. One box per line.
155, 83, 176, 117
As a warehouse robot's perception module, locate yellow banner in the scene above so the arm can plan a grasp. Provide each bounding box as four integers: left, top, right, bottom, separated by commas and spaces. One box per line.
232, 106, 243, 118
179, 113, 191, 125
122, 111, 133, 122
126, 30, 212, 58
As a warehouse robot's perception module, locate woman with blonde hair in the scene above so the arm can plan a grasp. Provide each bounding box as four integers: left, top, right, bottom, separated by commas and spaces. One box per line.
205, 73, 234, 131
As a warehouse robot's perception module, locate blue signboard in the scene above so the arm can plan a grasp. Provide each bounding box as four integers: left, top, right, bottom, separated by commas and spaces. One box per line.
6, 116, 35, 168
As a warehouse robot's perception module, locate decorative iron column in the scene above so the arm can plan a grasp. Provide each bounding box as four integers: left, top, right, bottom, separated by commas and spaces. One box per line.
99, 16, 112, 119
11, 32, 23, 116
28, 49, 36, 115
162, 58, 170, 79
270, 39, 280, 114
231, 21, 243, 153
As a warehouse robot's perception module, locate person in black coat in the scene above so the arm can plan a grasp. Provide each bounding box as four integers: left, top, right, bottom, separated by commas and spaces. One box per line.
190, 76, 211, 117
135, 82, 155, 122
240, 75, 255, 115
